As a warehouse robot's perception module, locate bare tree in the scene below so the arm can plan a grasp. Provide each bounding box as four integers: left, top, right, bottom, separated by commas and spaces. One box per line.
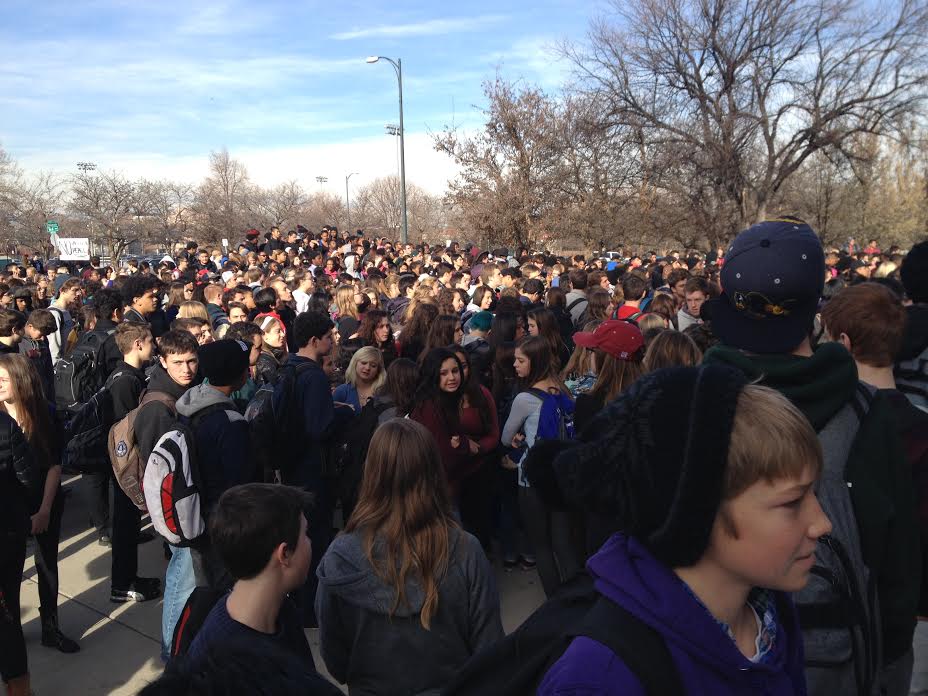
567, 0, 928, 245
249, 180, 308, 230
69, 170, 138, 262
435, 79, 568, 249
144, 180, 195, 250
194, 148, 253, 244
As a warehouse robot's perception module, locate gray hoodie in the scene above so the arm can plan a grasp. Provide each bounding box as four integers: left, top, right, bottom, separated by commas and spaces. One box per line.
175, 383, 251, 511
315, 527, 503, 695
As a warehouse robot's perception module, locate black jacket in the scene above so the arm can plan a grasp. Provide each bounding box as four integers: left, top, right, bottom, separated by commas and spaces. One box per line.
135, 364, 189, 464
0, 411, 39, 528
95, 319, 124, 379
255, 348, 287, 387
107, 362, 146, 421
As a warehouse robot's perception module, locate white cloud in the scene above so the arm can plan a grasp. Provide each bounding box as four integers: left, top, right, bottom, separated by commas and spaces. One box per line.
331, 15, 506, 40
12, 131, 468, 197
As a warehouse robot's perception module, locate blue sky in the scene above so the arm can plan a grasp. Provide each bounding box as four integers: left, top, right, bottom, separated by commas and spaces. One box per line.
0, 0, 607, 195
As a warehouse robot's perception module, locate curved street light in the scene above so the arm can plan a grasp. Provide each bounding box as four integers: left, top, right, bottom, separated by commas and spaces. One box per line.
366, 56, 408, 244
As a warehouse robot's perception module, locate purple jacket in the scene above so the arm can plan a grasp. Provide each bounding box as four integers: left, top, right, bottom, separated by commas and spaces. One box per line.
538, 534, 807, 696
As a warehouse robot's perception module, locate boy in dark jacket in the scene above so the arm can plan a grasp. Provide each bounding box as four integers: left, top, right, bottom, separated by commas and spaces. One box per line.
282, 311, 353, 626
0, 309, 25, 355
133, 329, 200, 662
20, 309, 55, 402
702, 217, 919, 696
175, 339, 253, 591
108, 323, 161, 604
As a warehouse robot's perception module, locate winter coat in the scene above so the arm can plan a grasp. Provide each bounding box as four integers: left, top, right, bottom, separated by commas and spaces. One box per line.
0, 412, 39, 530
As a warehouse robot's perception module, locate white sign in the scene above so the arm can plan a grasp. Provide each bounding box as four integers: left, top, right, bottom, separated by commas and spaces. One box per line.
58, 237, 90, 260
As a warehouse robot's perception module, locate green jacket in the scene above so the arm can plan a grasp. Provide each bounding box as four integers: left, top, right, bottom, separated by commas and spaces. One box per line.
704, 342, 919, 662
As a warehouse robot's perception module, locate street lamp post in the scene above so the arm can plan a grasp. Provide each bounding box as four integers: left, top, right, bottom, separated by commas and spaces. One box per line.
345, 172, 359, 232
367, 56, 408, 245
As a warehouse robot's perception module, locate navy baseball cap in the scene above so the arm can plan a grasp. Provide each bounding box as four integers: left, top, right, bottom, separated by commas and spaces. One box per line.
706, 217, 825, 354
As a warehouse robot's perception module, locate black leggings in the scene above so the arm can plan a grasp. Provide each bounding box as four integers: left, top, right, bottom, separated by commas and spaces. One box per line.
33, 487, 65, 621
519, 486, 581, 597
0, 512, 28, 682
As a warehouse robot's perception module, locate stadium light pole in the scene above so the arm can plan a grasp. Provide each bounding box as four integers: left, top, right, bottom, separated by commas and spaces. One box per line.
366, 56, 408, 245
345, 172, 359, 232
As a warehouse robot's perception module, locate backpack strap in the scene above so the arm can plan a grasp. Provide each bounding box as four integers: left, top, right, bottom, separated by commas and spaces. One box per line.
137, 390, 177, 415
572, 595, 684, 696
566, 297, 588, 313
527, 387, 551, 403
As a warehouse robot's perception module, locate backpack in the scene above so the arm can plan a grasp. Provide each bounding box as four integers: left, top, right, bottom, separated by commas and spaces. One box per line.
895, 343, 928, 411
566, 297, 588, 330
53, 328, 115, 414
62, 369, 135, 474
108, 391, 177, 510
442, 572, 684, 696
338, 397, 394, 518
796, 382, 881, 696
528, 388, 576, 441
245, 361, 315, 480
169, 587, 223, 662
143, 416, 208, 547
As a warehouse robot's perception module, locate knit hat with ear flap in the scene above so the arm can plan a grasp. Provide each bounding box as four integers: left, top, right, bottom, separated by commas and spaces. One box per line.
549, 364, 747, 568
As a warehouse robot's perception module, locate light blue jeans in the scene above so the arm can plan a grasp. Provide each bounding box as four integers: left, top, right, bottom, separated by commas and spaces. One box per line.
911, 621, 928, 695
160, 544, 195, 662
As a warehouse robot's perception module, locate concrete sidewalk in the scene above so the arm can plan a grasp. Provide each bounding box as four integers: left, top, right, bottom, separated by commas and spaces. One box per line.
22, 475, 547, 695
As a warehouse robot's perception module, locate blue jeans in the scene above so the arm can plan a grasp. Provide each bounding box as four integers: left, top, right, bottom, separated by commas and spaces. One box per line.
160, 544, 195, 662
912, 620, 928, 695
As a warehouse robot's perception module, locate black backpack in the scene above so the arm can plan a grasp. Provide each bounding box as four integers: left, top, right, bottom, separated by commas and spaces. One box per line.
53, 328, 115, 414
441, 572, 684, 696
62, 368, 134, 474
337, 398, 394, 518
245, 361, 314, 481
169, 587, 223, 662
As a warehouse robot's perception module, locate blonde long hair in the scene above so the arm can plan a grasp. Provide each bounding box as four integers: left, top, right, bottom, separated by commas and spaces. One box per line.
335, 284, 360, 320
345, 419, 457, 629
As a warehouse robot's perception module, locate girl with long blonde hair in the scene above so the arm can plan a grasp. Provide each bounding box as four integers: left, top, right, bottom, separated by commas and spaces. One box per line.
315, 418, 503, 693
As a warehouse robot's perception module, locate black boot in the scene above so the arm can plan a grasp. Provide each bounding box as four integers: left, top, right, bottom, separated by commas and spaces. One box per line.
40, 613, 80, 653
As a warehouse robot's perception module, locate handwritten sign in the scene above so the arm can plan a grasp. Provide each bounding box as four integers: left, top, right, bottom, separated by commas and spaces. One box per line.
58, 237, 90, 260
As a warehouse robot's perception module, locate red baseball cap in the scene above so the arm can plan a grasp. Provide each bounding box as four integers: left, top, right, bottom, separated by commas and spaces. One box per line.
573, 320, 644, 360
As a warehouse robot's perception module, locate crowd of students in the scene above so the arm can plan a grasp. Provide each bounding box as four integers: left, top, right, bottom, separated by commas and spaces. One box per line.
0, 219, 926, 695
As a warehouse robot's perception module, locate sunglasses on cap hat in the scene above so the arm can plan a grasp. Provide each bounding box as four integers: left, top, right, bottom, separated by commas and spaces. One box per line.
732, 291, 799, 320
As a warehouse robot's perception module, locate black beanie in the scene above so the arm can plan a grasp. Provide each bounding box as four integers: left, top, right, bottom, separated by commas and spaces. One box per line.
198, 339, 250, 387
553, 365, 747, 568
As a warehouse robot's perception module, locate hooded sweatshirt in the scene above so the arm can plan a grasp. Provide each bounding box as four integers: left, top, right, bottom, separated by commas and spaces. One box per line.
315, 527, 503, 695
175, 383, 252, 512
704, 342, 920, 663
539, 534, 807, 696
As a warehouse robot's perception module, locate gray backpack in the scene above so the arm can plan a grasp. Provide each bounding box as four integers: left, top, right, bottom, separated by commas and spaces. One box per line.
797, 382, 881, 696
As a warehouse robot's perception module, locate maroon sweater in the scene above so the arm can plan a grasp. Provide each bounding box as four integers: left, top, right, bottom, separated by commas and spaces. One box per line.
411, 388, 499, 498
